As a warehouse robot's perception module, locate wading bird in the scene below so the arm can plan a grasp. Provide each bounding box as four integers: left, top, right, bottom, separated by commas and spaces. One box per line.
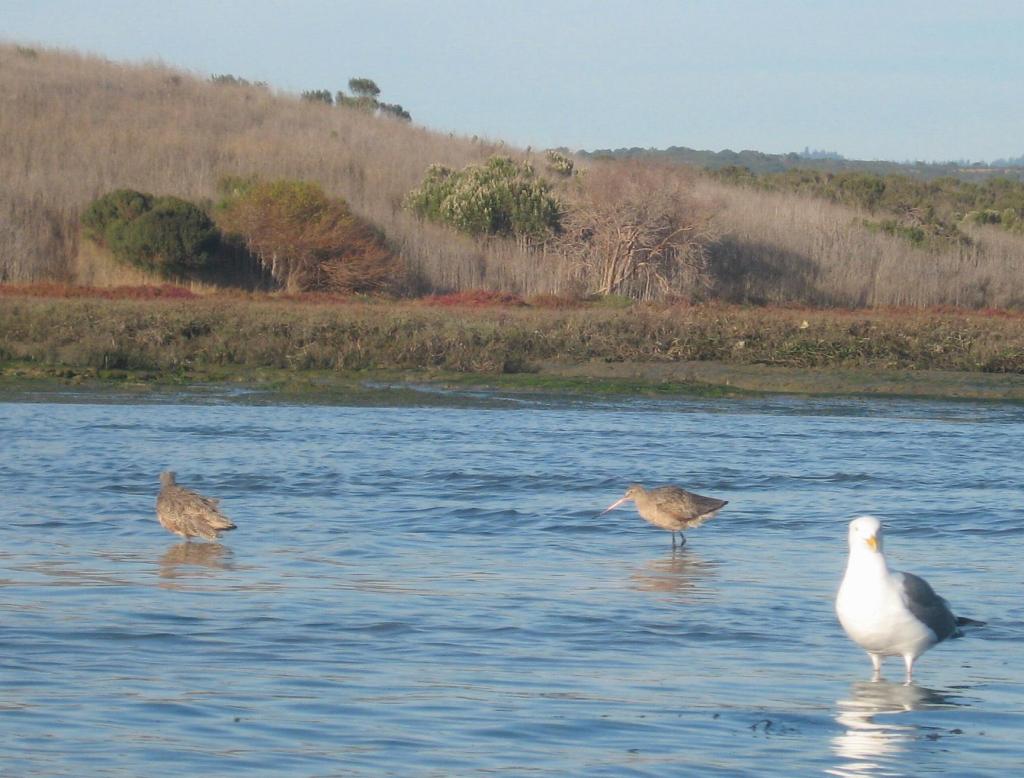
836, 516, 982, 683
600, 484, 727, 547
156, 471, 236, 542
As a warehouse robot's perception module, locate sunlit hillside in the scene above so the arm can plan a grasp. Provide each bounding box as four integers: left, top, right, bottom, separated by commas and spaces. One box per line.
2, 43, 1023, 308
0, 43, 570, 293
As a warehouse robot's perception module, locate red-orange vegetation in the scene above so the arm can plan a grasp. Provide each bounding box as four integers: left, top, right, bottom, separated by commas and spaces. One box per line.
0, 283, 197, 300
418, 290, 527, 307
216, 180, 400, 294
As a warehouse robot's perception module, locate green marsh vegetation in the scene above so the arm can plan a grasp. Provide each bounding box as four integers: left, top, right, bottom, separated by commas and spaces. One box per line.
3, 297, 1023, 380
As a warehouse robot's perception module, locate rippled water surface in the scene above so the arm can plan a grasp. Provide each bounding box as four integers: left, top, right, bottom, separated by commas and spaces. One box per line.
2, 387, 1023, 776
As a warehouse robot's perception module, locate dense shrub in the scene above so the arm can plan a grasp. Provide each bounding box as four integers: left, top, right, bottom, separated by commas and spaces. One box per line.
216, 178, 398, 293
545, 150, 576, 177
113, 197, 220, 274
301, 89, 333, 105
405, 156, 561, 241
81, 189, 220, 277
81, 189, 153, 242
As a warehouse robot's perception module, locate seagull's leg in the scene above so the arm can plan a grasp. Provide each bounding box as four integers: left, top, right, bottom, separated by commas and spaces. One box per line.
671, 532, 677, 548
903, 655, 915, 685
679, 533, 687, 548
869, 653, 883, 681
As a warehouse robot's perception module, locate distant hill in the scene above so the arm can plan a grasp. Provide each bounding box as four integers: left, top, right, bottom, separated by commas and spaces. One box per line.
577, 145, 1024, 182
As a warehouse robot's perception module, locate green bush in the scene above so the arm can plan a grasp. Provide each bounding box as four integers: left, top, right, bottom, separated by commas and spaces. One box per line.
406, 156, 561, 240
836, 173, 886, 212
966, 209, 1003, 226
545, 150, 575, 177
301, 89, 333, 105
115, 197, 220, 274
81, 189, 153, 242
81, 190, 219, 277
378, 102, 411, 121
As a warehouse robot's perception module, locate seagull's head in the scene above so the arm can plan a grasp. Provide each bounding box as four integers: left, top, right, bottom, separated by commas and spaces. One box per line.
160, 471, 177, 487
599, 484, 642, 515
848, 515, 883, 553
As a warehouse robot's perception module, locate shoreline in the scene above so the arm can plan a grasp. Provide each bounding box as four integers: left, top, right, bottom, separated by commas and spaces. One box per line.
3, 360, 1024, 404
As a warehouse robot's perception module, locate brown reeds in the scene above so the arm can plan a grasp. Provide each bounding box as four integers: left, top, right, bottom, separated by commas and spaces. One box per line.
696, 178, 1024, 309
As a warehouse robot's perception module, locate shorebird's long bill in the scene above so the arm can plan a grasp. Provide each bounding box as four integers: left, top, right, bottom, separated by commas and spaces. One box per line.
599, 496, 629, 516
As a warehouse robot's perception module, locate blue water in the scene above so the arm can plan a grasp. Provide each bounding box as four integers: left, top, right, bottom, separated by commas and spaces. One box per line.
1, 387, 1023, 776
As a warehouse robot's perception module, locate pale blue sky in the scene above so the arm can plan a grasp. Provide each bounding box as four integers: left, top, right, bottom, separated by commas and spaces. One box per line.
4, 0, 1022, 162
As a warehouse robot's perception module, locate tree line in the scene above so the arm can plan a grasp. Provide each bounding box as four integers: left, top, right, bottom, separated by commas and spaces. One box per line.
300, 77, 411, 121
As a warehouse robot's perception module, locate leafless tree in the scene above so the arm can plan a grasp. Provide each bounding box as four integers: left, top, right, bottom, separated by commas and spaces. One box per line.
557, 161, 715, 300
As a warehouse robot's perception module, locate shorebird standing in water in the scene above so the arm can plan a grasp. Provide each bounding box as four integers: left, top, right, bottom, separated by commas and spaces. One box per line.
600, 484, 727, 547
156, 471, 236, 542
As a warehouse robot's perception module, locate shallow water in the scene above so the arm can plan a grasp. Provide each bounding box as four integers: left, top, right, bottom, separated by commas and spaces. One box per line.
1, 388, 1023, 776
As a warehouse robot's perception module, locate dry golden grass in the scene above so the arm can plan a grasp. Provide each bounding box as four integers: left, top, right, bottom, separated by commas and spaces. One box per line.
696, 178, 1024, 308
0, 43, 564, 292
3, 43, 1022, 308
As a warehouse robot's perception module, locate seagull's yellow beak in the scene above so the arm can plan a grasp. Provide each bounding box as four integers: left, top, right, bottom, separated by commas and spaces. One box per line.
866, 535, 878, 552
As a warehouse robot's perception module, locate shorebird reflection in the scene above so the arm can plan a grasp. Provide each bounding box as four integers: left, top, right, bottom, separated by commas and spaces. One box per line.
828, 680, 962, 777
159, 541, 234, 580
629, 548, 718, 600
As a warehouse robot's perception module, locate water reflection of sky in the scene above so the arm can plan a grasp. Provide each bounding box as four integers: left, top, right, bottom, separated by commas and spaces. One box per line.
1, 393, 1022, 775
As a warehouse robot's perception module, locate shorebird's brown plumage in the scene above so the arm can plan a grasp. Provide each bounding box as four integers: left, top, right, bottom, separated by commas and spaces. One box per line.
156, 471, 236, 542
600, 484, 727, 546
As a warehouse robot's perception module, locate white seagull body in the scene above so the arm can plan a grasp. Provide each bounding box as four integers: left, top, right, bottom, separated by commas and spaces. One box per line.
836, 516, 969, 683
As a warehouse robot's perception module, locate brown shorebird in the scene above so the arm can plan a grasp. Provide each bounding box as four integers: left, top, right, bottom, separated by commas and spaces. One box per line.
600, 484, 727, 547
156, 471, 236, 542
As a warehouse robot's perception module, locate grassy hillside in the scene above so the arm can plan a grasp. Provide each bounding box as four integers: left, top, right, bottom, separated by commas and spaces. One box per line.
2, 43, 1023, 309
0, 44, 563, 293
696, 179, 1024, 308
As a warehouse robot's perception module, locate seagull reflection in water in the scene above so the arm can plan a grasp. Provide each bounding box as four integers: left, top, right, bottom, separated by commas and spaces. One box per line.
629, 548, 718, 601
159, 541, 234, 580
828, 680, 964, 777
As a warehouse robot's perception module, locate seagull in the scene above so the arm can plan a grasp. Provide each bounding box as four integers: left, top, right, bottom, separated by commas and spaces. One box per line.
156, 471, 236, 542
836, 516, 981, 683
600, 484, 727, 547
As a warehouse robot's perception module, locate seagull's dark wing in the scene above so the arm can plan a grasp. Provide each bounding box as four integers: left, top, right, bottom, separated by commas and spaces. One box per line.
897, 572, 960, 642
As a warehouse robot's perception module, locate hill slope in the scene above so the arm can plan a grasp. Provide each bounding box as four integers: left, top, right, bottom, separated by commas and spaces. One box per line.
2, 43, 1023, 309
0, 44, 554, 292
